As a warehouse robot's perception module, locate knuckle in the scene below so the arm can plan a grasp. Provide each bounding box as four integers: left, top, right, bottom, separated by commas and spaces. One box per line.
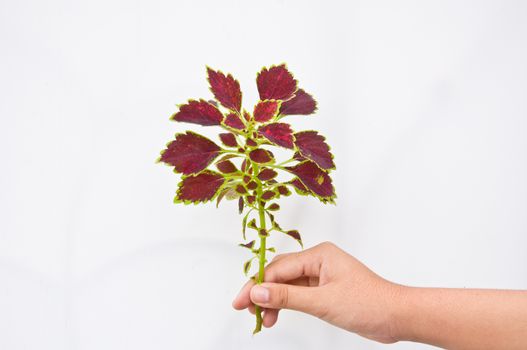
319, 241, 336, 250
271, 253, 284, 262
275, 286, 289, 308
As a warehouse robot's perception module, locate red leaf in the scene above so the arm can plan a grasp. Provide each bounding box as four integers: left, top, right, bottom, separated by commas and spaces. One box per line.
219, 133, 238, 147
206, 67, 242, 111
267, 203, 280, 211
257, 64, 297, 101
285, 230, 301, 241
171, 99, 223, 126
236, 184, 247, 195
290, 178, 309, 193
286, 161, 335, 199
277, 185, 291, 196
253, 100, 280, 122
247, 181, 258, 190
243, 259, 253, 275
215, 187, 228, 207
223, 112, 245, 130
159, 131, 220, 174
216, 160, 237, 174
238, 196, 244, 214
285, 230, 303, 248
248, 219, 257, 230
294, 131, 335, 170
175, 170, 225, 203
261, 190, 276, 200
216, 154, 239, 163
243, 110, 252, 121
293, 151, 306, 161
257, 168, 277, 181
249, 149, 273, 164
239, 240, 255, 249
279, 89, 317, 116
258, 123, 294, 149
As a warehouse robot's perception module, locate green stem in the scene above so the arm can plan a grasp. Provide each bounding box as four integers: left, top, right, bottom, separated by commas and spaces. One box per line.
253, 164, 267, 334
275, 158, 296, 167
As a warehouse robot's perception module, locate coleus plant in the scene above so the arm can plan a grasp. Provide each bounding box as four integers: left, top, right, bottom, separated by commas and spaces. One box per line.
157, 63, 336, 334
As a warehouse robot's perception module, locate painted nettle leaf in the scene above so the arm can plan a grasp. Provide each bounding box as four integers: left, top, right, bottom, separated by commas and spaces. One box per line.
157, 63, 337, 334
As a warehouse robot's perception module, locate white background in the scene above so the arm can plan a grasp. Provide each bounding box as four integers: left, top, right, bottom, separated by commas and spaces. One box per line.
1, 0, 526, 349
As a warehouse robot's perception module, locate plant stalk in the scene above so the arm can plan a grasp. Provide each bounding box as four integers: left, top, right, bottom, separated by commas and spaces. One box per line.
253, 165, 267, 334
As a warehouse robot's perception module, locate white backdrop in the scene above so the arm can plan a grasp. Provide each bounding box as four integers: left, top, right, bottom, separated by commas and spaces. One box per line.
1, 0, 526, 349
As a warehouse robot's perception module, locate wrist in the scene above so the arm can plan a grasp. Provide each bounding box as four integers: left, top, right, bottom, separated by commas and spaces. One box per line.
387, 283, 414, 343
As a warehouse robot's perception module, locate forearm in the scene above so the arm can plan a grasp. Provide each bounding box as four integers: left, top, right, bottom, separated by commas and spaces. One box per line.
393, 286, 527, 349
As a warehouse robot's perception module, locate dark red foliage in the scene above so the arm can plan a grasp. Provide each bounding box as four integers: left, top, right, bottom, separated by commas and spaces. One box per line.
285, 230, 301, 241
238, 197, 244, 214
253, 100, 279, 122
243, 110, 251, 121
160, 131, 220, 174
257, 168, 277, 181
176, 171, 225, 203
258, 123, 294, 149
216, 154, 238, 162
219, 132, 238, 147
256, 64, 297, 101
224, 112, 245, 130
236, 184, 247, 194
289, 178, 309, 193
249, 149, 273, 163
293, 151, 306, 161
279, 89, 317, 116
239, 240, 255, 249
267, 203, 280, 211
161, 64, 337, 298
294, 131, 335, 170
215, 187, 231, 207
261, 190, 276, 200
246, 138, 257, 147
172, 99, 223, 126
216, 160, 237, 174
207, 67, 242, 111
286, 161, 334, 199
277, 185, 291, 196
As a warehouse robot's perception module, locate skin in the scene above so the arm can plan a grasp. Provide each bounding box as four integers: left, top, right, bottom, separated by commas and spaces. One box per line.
232, 241, 527, 349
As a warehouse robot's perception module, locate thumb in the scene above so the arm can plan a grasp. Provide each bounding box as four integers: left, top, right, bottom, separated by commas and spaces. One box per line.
250, 282, 325, 317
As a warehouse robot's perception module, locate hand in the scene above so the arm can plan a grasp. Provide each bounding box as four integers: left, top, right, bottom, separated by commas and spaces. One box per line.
232, 241, 402, 343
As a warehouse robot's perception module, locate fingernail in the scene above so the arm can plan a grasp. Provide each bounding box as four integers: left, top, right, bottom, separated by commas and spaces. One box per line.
252, 286, 270, 303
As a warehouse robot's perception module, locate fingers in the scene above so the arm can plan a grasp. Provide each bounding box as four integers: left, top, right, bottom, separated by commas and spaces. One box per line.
263, 245, 325, 284
263, 308, 279, 328
288, 276, 320, 287
250, 282, 325, 318
247, 304, 279, 328
232, 279, 255, 310
233, 244, 327, 310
